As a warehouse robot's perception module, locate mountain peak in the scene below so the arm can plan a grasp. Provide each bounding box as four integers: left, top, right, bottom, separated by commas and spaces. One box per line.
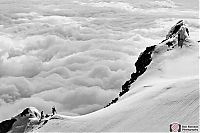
0, 107, 41, 133
105, 20, 196, 107
0, 20, 198, 133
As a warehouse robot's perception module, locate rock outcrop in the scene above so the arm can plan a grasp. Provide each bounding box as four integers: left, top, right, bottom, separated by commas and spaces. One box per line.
0, 119, 17, 133
105, 20, 189, 107
0, 107, 41, 133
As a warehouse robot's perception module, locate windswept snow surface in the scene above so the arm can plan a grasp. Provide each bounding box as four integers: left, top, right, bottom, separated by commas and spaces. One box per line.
0, 0, 199, 132
0, 0, 199, 121
35, 41, 199, 132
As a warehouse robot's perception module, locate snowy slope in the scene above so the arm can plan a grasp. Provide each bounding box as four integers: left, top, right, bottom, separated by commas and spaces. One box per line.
34, 38, 199, 132
0, 107, 41, 133
35, 78, 198, 132
124, 39, 198, 94
1, 20, 198, 132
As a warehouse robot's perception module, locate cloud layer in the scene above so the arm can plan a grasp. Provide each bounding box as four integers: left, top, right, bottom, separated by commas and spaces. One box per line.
0, 0, 199, 120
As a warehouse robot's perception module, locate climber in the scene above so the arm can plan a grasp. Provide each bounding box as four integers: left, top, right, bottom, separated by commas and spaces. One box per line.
52, 106, 57, 115
177, 24, 189, 48
40, 111, 44, 122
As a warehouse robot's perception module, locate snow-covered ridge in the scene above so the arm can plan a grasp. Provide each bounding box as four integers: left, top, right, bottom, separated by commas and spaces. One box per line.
105, 20, 195, 107
0, 107, 41, 133
35, 34, 198, 132
0, 20, 198, 132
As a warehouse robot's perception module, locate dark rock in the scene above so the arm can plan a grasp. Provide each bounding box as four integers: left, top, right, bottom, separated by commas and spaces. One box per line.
105, 45, 156, 107
0, 119, 17, 133
21, 108, 30, 117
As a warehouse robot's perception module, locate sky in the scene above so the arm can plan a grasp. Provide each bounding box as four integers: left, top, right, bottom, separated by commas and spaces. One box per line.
0, 0, 199, 121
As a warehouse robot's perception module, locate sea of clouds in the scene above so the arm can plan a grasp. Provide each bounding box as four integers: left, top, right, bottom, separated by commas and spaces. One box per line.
0, 0, 199, 120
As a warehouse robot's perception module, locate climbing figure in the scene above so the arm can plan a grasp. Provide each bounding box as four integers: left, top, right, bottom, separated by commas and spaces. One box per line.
177, 24, 189, 48
52, 106, 57, 115
45, 114, 50, 118
40, 111, 44, 122
41, 111, 44, 119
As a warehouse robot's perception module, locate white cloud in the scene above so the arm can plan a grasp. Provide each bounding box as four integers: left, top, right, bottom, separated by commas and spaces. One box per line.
79, 1, 135, 12
0, 0, 198, 121
149, 0, 176, 8
0, 97, 62, 120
